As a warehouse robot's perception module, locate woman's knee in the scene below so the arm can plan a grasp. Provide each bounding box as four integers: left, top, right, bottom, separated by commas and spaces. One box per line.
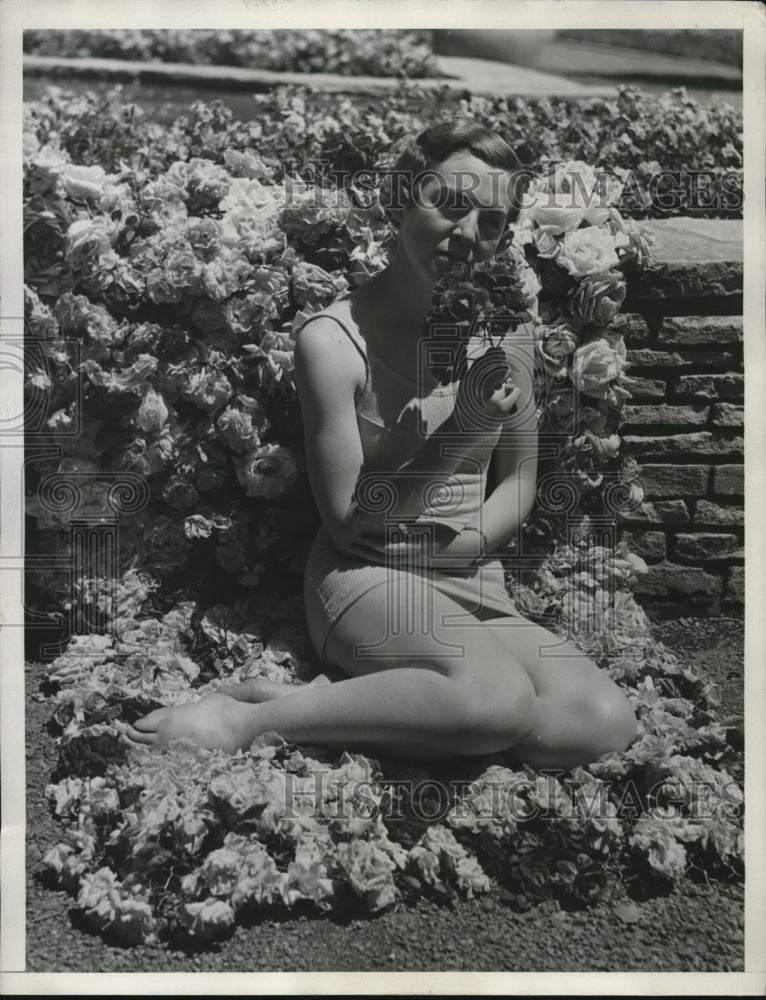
445, 672, 539, 755
584, 683, 637, 757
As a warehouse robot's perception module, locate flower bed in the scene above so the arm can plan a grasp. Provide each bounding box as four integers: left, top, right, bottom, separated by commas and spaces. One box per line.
24, 85, 744, 945
23, 29, 440, 79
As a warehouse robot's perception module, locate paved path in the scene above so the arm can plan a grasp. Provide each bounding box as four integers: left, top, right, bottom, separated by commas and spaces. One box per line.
544, 39, 741, 84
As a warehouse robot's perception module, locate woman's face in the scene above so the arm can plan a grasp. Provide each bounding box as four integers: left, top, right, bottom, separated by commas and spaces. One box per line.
398, 151, 516, 284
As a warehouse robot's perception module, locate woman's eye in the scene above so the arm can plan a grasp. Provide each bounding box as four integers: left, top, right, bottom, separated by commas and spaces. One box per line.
480, 216, 505, 236
439, 198, 470, 218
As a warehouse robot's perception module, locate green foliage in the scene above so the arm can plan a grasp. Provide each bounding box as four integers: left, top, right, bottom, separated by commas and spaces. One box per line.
23, 29, 440, 79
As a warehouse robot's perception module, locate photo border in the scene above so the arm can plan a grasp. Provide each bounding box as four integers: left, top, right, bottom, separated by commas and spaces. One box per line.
2, 1, 764, 994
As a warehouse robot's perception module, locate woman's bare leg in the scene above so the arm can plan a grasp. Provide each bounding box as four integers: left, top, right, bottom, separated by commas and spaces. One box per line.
129, 584, 539, 757
479, 615, 637, 769
129, 582, 635, 767
218, 674, 331, 703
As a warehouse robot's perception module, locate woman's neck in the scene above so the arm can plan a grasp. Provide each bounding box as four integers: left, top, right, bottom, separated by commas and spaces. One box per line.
370, 246, 436, 330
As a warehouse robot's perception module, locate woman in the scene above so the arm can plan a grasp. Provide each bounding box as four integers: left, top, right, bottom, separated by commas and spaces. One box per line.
129, 120, 636, 767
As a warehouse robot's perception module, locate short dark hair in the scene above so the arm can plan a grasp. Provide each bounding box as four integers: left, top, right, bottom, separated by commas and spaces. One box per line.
381, 117, 528, 225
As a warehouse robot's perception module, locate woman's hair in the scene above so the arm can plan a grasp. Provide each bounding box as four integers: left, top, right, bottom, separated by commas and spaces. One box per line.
380, 117, 529, 227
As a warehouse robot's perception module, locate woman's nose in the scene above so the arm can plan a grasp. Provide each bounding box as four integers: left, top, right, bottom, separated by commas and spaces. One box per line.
452, 208, 481, 246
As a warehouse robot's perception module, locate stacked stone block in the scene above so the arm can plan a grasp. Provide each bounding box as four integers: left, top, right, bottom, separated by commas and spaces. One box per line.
616, 219, 744, 618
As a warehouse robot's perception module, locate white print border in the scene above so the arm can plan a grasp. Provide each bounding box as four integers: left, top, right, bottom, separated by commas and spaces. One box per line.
1, 3, 764, 998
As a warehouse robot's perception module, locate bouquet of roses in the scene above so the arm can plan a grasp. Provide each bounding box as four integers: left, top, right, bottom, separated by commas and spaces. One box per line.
421, 241, 541, 385
506, 161, 655, 504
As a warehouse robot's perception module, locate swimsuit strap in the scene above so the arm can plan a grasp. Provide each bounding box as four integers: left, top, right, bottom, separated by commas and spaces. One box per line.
296, 310, 370, 403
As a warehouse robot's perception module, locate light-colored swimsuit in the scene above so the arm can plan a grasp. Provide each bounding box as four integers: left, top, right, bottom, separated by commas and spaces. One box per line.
298, 302, 522, 669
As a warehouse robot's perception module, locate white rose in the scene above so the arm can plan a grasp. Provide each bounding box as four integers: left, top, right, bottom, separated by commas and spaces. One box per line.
135, 389, 169, 432
223, 148, 271, 178
557, 227, 620, 278
553, 161, 620, 225
182, 898, 235, 939
60, 163, 108, 201
571, 338, 625, 397
220, 178, 284, 252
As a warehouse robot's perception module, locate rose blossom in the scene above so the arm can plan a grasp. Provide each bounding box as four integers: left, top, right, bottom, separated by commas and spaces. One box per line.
629, 816, 687, 880
181, 369, 233, 411
59, 163, 108, 201
182, 898, 235, 939
185, 217, 222, 262
64, 217, 115, 272
537, 322, 578, 376
571, 338, 626, 398
524, 162, 622, 234
166, 158, 231, 211
552, 161, 622, 225
166, 247, 205, 289
291, 260, 348, 309
223, 148, 271, 179
220, 178, 284, 257
162, 475, 200, 511
533, 226, 561, 257
202, 252, 252, 300
260, 330, 296, 374
217, 405, 261, 453
135, 389, 169, 432
236, 443, 298, 499
524, 201, 584, 235
579, 404, 609, 435
142, 174, 188, 224
568, 272, 627, 329
24, 146, 70, 195
557, 227, 620, 278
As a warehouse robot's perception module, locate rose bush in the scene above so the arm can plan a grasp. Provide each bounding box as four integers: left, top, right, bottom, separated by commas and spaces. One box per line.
24, 29, 440, 79
24, 85, 743, 945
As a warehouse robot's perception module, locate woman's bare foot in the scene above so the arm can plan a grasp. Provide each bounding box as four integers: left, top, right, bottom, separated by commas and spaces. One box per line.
218, 673, 332, 703
125, 692, 258, 753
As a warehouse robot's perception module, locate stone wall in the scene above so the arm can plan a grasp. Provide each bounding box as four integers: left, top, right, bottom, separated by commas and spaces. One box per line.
617, 218, 744, 618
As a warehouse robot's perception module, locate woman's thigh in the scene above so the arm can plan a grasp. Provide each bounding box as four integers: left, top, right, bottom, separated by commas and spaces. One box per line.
323, 576, 529, 686
483, 615, 633, 717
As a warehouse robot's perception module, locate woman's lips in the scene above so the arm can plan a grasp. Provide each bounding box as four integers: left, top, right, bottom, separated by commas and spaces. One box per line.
435, 252, 470, 267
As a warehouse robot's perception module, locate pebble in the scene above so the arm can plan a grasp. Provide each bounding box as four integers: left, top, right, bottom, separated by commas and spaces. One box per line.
614, 901, 642, 924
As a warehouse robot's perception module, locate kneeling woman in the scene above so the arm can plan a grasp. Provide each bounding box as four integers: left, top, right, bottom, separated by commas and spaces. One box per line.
129, 119, 637, 767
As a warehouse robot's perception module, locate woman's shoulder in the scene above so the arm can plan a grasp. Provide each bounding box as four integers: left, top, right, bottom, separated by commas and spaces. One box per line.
294, 299, 368, 400
297, 294, 357, 339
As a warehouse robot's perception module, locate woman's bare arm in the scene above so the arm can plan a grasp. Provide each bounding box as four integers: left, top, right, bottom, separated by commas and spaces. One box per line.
295, 317, 536, 565
293, 317, 370, 558
480, 328, 539, 550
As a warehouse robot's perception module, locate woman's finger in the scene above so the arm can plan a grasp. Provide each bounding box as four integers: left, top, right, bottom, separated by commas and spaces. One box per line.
502, 385, 522, 407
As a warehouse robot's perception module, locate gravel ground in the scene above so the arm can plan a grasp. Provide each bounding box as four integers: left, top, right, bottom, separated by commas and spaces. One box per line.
24, 617, 744, 973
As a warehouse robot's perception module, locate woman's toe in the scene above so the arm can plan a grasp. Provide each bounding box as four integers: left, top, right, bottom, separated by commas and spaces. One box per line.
131, 708, 167, 732
125, 723, 159, 745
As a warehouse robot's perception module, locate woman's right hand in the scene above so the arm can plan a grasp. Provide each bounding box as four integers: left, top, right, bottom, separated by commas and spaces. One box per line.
455, 346, 521, 426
